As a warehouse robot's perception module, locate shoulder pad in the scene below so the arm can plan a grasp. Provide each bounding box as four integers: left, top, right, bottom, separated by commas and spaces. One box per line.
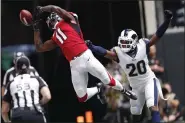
111, 46, 118, 52
139, 38, 150, 42
30, 76, 38, 79
69, 12, 78, 18
142, 38, 150, 42
110, 47, 114, 52
6, 67, 15, 73
139, 38, 150, 44
29, 66, 34, 69
112, 46, 120, 53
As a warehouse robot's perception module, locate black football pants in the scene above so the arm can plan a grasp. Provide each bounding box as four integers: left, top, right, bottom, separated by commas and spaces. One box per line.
11, 109, 46, 123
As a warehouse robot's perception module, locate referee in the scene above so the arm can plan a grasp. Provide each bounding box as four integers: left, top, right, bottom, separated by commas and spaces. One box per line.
2, 56, 51, 123
2, 52, 42, 96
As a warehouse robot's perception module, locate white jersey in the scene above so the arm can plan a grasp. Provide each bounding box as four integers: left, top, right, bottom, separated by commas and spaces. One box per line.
114, 38, 156, 87
3, 74, 47, 108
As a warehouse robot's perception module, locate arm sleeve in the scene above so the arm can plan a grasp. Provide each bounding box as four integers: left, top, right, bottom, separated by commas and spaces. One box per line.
32, 67, 39, 76
3, 71, 10, 87
88, 44, 107, 56
142, 38, 150, 54
3, 83, 12, 103
155, 19, 171, 38
36, 77, 48, 90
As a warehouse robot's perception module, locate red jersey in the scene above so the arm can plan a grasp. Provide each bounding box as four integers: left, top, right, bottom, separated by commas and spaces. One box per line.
51, 13, 88, 61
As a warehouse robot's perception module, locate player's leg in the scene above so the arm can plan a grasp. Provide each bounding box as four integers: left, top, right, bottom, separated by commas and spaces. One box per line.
86, 50, 123, 90
145, 78, 160, 123
130, 87, 145, 123
70, 62, 99, 102
86, 50, 137, 100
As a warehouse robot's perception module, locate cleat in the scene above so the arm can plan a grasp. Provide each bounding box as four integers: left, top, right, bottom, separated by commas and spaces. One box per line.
97, 83, 107, 104
121, 88, 137, 100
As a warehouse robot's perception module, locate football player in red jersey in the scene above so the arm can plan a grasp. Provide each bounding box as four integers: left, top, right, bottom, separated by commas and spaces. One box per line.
32, 5, 137, 103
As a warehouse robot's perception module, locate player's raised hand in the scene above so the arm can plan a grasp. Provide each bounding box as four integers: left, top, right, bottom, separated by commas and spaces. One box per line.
32, 6, 43, 31
32, 17, 41, 31
164, 10, 173, 20
35, 6, 43, 15
33, 6, 43, 22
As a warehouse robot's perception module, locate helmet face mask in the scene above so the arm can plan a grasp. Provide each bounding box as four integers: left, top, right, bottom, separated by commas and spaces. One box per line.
118, 29, 138, 53
46, 12, 62, 30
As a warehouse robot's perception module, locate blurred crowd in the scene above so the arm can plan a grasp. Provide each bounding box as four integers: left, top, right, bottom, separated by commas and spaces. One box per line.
103, 45, 185, 123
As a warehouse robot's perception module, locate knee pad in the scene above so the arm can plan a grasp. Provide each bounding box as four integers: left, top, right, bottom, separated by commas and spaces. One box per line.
130, 106, 142, 115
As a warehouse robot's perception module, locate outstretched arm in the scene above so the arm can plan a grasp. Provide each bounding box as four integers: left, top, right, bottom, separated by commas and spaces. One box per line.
38, 5, 76, 23
34, 31, 57, 52
148, 10, 173, 47
85, 40, 118, 61
32, 10, 57, 52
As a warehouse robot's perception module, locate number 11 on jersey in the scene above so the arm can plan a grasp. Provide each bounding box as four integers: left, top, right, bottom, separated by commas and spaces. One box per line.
56, 28, 67, 44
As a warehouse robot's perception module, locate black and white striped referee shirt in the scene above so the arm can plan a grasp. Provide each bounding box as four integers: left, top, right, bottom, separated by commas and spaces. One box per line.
3, 74, 48, 108
3, 66, 40, 87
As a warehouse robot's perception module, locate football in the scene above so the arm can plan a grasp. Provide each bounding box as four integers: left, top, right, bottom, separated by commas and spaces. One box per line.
20, 9, 33, 26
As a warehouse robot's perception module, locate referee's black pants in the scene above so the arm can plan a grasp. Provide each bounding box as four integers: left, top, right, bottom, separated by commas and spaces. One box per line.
11, 108, 46, 123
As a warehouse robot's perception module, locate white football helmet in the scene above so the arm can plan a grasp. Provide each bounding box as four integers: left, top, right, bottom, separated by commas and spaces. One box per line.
118, 29, 138, 52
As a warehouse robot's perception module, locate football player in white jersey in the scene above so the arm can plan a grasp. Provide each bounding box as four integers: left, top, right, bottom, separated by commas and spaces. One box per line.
86, 10, 173, 123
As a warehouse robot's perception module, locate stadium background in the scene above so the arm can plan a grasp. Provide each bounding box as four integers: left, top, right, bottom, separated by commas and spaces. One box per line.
1, 0, 184, 122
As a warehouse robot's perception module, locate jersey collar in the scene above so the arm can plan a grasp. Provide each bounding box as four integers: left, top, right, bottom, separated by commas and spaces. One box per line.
126, 46, 138, 58
53, 22, 59, 29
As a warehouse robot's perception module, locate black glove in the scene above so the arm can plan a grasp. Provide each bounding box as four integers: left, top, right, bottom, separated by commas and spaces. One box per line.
32, 20, 41, 31
164, 10, 173, 20
32, 6, 43, 31
35, 6, 43, 16
85, 40, 93, 47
